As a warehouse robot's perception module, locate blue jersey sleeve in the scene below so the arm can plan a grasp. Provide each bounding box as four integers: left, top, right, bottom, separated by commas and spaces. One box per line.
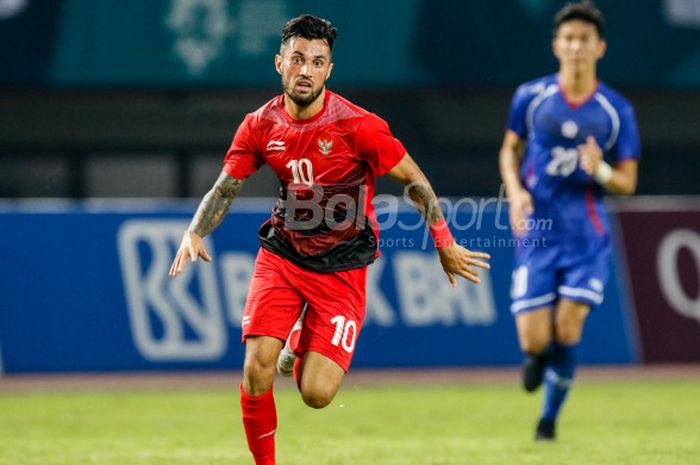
506, 85, 532, 139
612, 101, 641, 161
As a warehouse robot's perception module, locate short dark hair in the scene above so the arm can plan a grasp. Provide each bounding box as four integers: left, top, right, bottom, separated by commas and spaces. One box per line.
554, 1, 605, 38
281, 14, 338, 51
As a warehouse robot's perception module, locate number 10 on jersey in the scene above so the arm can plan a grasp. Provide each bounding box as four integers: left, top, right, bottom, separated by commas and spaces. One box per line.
286, 159, 314, 185
330, 315, 357, 353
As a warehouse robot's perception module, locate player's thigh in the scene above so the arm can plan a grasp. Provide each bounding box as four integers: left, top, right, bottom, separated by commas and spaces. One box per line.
554, 299, 590, 345
297, 350, 345, 409
515, 306, 553, 353
510, 243, 559, 315
555, 239, 608, 343
297, 267, 367, 373
242, 248, 306, 343
558, 236, 610, 307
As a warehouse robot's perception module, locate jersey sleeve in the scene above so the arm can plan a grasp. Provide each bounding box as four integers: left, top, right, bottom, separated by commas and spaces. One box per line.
506, 84, 532, 139
223, 113, 265, 179
355, 113, 407, 176
612, 102, 641, 162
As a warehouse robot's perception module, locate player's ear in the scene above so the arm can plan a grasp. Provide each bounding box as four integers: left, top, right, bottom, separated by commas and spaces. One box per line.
325, 62, 333, 81
596, 39, 607, 60
275, 54, 283, 75
551, 37, 560, 60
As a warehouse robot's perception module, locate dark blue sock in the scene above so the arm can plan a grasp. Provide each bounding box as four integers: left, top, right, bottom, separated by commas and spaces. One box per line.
541, 342, 577, 422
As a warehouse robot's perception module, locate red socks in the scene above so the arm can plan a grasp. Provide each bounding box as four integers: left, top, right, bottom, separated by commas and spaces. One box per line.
240, 383, 277, 465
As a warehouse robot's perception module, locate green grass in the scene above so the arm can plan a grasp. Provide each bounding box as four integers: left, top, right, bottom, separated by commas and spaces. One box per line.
1, 380, 700, 465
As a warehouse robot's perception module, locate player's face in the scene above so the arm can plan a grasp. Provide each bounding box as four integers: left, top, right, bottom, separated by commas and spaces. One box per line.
276, 38, 333, 107
553, 20, 606, 74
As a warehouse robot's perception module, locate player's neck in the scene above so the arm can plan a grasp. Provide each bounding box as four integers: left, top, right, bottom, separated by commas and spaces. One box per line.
284, 89, 327, 121
559, 69, 598, 102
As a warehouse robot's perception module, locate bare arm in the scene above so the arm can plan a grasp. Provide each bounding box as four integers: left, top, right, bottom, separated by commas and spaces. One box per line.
604, 160, 638, 195
189, 171, 246, 236
387, 153, 490, 286
578, 136, 638, 194
386, 153, 444, 226
499, 130, 526, 196
169, 171, 245, 277
499, 130, 533, 235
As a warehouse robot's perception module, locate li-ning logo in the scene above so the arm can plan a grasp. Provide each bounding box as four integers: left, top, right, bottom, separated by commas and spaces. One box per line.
318, 138, 333, 155
267, 140, 286, 151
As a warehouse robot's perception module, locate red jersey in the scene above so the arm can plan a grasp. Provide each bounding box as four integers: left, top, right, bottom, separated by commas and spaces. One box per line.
223, 90, 406, 272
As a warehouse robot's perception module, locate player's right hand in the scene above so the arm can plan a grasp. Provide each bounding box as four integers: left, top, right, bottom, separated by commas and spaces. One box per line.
169, 230, 212, 277
508, 188, 534, 236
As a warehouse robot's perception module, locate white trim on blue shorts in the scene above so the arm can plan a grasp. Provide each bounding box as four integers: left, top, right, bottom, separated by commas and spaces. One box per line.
558, 286, 604, 305
511, 292, 557, 314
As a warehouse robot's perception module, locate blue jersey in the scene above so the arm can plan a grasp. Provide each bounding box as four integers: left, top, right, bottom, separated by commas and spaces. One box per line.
507, 74, 641, 240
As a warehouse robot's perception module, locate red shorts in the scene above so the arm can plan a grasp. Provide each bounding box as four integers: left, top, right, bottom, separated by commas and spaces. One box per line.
241, 248, 367, 372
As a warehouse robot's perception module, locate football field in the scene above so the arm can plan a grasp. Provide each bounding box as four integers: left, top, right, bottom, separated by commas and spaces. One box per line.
1, 372, 699, 465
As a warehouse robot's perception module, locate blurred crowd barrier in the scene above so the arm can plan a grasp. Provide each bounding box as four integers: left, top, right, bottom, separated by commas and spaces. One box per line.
1, 88, 699, 199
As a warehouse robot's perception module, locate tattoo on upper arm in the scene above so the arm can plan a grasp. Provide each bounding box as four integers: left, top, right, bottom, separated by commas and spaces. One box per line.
215, 173, 246, 198
189, 173, 245, 237
406, 182, 444, 225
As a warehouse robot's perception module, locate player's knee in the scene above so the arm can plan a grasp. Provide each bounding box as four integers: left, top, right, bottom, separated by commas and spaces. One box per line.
520, 334, 550, 354
301, 392, 333, 409
300, 385, 336, 409
555, 320, 583, 345
243, 356, 276, 395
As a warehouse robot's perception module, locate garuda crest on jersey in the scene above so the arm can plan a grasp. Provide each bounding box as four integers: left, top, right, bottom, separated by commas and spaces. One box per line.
318, 138, 333, 155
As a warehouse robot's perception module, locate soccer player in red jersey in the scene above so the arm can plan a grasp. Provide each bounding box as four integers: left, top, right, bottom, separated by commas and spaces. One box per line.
170, 14, 490, 465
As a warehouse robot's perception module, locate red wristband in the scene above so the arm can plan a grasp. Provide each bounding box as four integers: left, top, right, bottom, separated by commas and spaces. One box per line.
429, 219, 455, 249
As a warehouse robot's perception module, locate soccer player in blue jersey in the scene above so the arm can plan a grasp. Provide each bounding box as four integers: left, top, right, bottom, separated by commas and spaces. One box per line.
498, 1, 640, 440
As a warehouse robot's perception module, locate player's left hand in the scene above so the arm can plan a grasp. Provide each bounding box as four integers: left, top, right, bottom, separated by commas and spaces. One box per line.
578, 136, 603, 176
437, 244, 491, 287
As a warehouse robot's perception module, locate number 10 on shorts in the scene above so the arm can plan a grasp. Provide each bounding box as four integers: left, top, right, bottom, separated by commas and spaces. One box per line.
330, 315, 357, 353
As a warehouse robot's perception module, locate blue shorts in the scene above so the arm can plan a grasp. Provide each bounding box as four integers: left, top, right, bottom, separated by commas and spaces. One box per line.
510, 235, 611, 315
